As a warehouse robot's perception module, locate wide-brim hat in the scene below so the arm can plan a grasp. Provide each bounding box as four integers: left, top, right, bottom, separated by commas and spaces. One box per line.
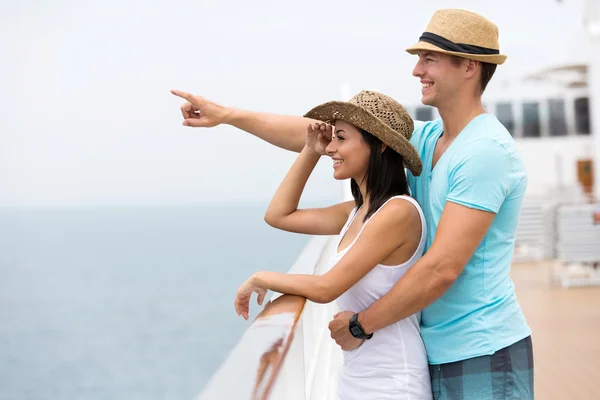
406, 9, 507, 65
303, 90, 422, 176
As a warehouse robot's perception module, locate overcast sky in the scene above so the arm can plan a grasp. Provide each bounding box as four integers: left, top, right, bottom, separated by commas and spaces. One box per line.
0, 0, 589, 207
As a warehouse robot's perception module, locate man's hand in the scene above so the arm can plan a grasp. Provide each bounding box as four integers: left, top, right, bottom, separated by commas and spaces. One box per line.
328, 311, 363, 351
171, 89, 232, 128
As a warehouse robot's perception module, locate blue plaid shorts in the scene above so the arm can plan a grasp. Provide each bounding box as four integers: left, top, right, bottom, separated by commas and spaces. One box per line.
429, 336, 534, 400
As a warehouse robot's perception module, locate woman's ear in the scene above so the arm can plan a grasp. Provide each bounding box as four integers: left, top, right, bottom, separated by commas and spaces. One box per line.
381, 143, 387, 153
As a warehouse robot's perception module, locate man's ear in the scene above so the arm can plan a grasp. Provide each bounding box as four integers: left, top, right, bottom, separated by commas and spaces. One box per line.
465, 59, 480, 79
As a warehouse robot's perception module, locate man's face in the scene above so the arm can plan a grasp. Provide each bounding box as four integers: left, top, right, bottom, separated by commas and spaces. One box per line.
412, 51, 466, 108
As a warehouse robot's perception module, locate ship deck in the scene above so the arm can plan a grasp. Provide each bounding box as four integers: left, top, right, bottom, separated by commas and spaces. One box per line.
512, 262, 600, 399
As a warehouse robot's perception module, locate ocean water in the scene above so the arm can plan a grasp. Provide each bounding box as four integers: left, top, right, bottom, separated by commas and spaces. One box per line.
0, 204, 311, 400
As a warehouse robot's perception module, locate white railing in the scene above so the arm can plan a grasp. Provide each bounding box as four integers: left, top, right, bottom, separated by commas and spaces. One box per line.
268, 236, 343, 400
194, 235, 342, 400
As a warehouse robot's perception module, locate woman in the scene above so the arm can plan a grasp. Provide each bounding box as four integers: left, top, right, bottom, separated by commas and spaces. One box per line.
234, 90, 432, 399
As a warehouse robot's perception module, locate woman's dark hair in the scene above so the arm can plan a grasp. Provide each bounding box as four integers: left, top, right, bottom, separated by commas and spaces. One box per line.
350, 128, 410, 222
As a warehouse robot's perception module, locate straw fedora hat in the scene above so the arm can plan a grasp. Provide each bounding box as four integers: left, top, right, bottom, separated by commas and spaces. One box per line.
303, 90, 422, 176
406, 9, 507, 65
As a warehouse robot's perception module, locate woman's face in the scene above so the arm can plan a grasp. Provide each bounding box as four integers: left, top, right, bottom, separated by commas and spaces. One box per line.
325, 120, 371, 182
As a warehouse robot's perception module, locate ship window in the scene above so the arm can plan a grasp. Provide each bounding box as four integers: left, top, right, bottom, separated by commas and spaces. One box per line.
548, 98, 567, 136
574, 97, 590, 135
522, 102, 541, 137
496, 102, 514, 136
415, 106, 434, 121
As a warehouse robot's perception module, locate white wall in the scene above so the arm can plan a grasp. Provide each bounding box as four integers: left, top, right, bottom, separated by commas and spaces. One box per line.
515, 136, 593, 197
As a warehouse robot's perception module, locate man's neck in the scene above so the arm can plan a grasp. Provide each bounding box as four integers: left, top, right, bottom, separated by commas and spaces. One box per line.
437, 96, 487, 140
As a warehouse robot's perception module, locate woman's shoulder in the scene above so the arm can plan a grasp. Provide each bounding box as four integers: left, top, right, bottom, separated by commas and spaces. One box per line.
372, 196, 423, 230
387, 194, 423, 212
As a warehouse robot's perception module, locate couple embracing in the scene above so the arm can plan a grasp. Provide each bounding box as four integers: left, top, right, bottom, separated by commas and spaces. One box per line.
173, 9, 534, 400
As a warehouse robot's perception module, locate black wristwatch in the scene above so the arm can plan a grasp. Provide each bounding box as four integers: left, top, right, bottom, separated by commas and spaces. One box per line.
349, 313, 373, 340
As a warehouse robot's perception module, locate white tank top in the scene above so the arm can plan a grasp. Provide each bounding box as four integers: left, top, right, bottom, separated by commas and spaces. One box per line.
333, 195, 433, 400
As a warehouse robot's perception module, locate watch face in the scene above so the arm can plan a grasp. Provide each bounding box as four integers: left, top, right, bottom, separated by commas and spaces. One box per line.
350, 325, 361, 336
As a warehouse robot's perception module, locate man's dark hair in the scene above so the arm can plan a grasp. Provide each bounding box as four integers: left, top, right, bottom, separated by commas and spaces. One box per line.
450, 56, 497, 93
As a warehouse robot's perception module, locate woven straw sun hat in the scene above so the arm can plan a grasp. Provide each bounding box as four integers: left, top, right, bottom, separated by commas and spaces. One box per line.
406, 9, 507, 65
303, 90, 423, 176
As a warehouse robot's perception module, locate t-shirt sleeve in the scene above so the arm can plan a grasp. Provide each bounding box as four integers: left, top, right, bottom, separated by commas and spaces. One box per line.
447, 139, 520, 213
410, 122, 424, 147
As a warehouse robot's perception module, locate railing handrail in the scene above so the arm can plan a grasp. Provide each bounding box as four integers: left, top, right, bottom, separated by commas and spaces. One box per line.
194, 236, 333, 400
252, 294, 306, 400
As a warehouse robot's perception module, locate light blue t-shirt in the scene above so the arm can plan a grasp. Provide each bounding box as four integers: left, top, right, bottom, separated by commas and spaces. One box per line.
407, 114, 532, 365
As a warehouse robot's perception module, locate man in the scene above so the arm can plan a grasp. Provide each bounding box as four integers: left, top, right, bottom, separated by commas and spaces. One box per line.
172, 9, 533, 399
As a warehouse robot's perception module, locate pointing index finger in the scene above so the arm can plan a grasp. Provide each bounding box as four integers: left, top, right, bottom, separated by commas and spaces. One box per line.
170, 89, 193, 102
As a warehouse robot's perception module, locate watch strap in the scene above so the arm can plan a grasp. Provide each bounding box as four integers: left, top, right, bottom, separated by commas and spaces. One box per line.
349, 313, 373, 340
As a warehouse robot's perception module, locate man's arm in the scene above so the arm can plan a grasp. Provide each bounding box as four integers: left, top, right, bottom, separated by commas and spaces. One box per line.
357, 138, 519, 333
171, 89, 315, 153
226, 108, 314, 153
328, 138, 520, 349
357, 202, 495, 333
